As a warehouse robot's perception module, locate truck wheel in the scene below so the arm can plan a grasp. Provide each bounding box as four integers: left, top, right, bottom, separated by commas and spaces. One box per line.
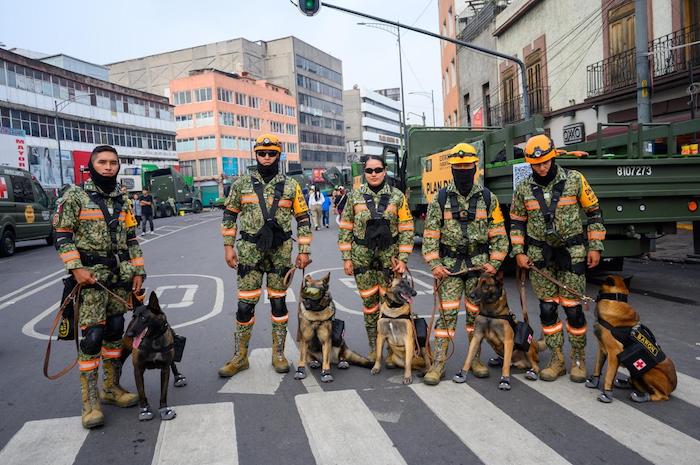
0, 229, 16, 257
193, 200, 202, 213
165, 206, 173, 217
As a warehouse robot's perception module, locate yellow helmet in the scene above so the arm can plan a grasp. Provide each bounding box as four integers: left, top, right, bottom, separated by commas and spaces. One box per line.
254, 134, 282, 153
447, 142, 479, 165
524, 134, 557, 164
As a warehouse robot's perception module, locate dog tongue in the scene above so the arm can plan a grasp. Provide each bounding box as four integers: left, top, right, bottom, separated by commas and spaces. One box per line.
133, 328, 148, 349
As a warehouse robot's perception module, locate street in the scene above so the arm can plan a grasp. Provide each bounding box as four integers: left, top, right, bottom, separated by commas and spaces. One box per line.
0, 212, 699, 465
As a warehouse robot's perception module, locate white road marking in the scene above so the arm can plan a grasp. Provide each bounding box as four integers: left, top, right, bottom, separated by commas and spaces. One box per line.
218, 348, 286, 395
286, 333, 322, 393
617, 368, 700, 408
516, 374, 700, 465
412, 383, 571, 465
156, 284, 199, 309
151, 402, 237, 465
0, 276, 64, 311
0, 416, 87, 465
296, 390, 407, 465
0, 269, 64, 306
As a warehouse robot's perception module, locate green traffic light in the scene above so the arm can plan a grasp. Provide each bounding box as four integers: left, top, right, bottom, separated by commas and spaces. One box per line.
305, 0, 314, 7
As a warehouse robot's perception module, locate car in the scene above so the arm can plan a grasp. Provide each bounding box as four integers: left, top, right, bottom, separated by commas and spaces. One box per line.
0, 166, 53, 256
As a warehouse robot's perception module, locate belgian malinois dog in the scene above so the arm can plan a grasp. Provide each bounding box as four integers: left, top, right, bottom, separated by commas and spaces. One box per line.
372, 275, 427, 385
586, 275, 677, 403
295, 273, 371, 383
123, 292, 179, 421
454, 272, 542, 390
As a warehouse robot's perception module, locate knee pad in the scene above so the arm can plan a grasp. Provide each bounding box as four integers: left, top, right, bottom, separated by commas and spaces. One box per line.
270, 297, 288, 318
539, 300, 559, 326
80, 325, 105, 355
564, 305, 586, 328
104, 314, 125, 342
236, 301, 256, 323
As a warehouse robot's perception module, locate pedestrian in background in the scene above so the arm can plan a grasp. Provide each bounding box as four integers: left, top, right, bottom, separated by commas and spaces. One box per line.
132, 193, 142, 229
139, 189, 155, 235
335, 186, 347, 223
308, 185, 325, 231
322, 191, 331, 228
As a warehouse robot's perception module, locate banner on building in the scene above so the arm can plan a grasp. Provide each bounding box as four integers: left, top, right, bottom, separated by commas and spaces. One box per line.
72, 150, 92, 184
472, 107, 483, 128
312, 168, 325, 183
0, 128, 28, 169
28, 146, 74, 188
222, 157, 239, 176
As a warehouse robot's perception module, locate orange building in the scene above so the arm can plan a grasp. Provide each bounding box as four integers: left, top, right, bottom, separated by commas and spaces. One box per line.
170, 69, 299, 199
439, 0, 460, 127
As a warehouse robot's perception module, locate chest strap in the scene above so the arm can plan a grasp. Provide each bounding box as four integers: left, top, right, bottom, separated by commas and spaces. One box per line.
86, 191, 125, 255
251, 177, 286, 223
597, 318, 634, 347
530, 178, 567, 235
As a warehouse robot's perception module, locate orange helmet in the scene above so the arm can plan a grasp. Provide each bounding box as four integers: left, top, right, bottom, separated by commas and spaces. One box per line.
524, 134, 557, 164
254, 134, 282, 154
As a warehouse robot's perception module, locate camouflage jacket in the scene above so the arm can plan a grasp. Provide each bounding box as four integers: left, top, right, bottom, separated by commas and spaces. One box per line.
422, 183, 508, 270
221, 171, 312, 254
338, 183, 414, 262
53, 180, 145, 274
510, 167, 606, 257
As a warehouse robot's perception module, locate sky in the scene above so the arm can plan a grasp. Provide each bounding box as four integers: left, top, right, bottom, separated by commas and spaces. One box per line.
0, 0, 444, 125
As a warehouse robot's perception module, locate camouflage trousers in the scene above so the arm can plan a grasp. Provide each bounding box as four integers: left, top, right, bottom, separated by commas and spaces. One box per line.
435, 274, 480, 342
236, 241, 292, 320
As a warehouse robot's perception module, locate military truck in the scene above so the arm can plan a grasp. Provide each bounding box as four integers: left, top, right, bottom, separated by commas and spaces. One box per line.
359, 116, 700, 265
144, 167, 203, 217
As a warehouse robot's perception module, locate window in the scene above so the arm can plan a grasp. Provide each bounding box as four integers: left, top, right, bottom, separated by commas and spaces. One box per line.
179, 160, 195, 177
221, 135, 238, 150
482, 83, 492, 126
286, 123, 297, 135
296, 75, 343, 99
286, 142, 298, 153
176, 138, 196, 152
286, 105, 296, 117
295, 55, 342, 84
297, 94, 343, 115
198, 158, 218, 177
447, 7, 453, 37
195, 111, 214, 127
463, 93, 471, 126
236, 115, 248, 128
270, 121, 285, 133
248, 96, 261, 109
9, 176, 34, 203
194, 88, 212, 102
526, 51, 546, 114
235, 92, 246, 106
219, 111, 235, 126
608, 2, 635, 56
501, 70, 517, 123
450, 60, 457, 88
269, 101, 285, 114
250, 117, 261, 130
172, 91, 191, 105
175, 114, 193, 129
218, 88, 233, 102
197, 135, 216, 151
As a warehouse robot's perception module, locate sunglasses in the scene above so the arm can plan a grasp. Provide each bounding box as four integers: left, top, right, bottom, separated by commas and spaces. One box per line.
257, 151, 278, 158
364, 167, 385, 174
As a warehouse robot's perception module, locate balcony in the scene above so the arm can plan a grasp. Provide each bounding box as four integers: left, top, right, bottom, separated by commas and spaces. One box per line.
488, 86, 550, 126
587, 24, 700, 98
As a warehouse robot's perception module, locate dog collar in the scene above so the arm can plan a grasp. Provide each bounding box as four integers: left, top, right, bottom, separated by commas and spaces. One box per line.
596, 293, 628, 303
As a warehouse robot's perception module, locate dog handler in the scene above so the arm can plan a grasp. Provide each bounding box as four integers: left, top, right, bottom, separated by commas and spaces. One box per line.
53, 145, 144, 428
510, 134, 605, 382
421, 143, 509, 385
219, 134, 312, 377
338, 155, 414, 360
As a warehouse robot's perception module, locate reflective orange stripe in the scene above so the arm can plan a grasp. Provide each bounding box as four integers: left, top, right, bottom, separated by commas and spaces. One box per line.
238, 289, 262, 299
271, 314, 289, 323
60, 251, 80, 263
544, 297, 559, 304
510, 213, 527, 222
588, 231, 606, 241
542, 321, 563, 335
359, 285, 379, 298
338, 242, 352, 251
55, 228, 73, 233
78, 209, 103, 220
221, 227, 237, 237
354, 204, 368, 213
525, 200, 540, 211
129, 257, 145, 267
268, 288, 287, 298
441, 300, 460, 310
465, 300, 479, 313
79, 358, 100, 371
424, 229, 441, 239
488, 226, 506, 238
557, 196, 577, 207
227, 206, 240, 214
298, 236, 312, 245
566, 323, 587, 336
475, 209, 487, 220
423, 251, 440, 262
101, 348, 122, 359
398, 222, 414, 232
237, 317, 256, 326
363, 304, 380, 314
434, 328, 455, 338
241, 194, 258, 204
339, 221, 354, 230
510, 235, 525, 245
443, 212, 453, 220
559, 296, 581, 307
490, 251, 507, 261
278, 199, 293, 208
399, 245, 413, 253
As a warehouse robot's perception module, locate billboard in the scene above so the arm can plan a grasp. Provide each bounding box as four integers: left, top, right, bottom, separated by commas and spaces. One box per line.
72, 150, 92, 184
222, 157, 239, 176
0, 128, 28, 169
28, 146, 75, 188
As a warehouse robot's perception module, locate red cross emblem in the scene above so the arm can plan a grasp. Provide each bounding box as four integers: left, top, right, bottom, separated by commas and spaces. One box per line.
633, 358, 646, 371
0, 178, 7, 199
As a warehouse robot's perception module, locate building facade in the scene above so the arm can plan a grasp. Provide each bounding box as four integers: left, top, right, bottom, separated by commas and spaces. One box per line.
0, 48, 176, 188
343, 86, 402, 159
439, 0, 462, 127
170, 69, 298, 197
107, 36, 344, 171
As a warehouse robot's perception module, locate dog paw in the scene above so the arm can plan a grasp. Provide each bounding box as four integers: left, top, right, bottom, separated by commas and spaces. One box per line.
370, 366, 381, 375
630, 391, 651, 403
174, 375, 188, 387
139, 407, 154, 421
597, 391, 614, 403
487, 357, 503, 368
498, 376, 511, 391
452, 370, 468, 384
403, 376, 413, 385
159, 407, 176, 420
585, 376, 600, 389
309, 360, 321, 369
320, 371, 334, 383
614, 377, 631, 389
294, 367, 307, 380
337, 360, 350, 369
525, 370, 539, 381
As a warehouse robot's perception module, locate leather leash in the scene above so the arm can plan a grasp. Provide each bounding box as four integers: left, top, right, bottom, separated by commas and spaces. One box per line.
528, 263, 594, 310
516, 268, 531, 326
44, 284, 82, 380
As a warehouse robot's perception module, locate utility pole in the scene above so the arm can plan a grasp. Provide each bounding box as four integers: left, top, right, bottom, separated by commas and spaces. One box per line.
397, 25, 407, 158
635, 0, 651, 124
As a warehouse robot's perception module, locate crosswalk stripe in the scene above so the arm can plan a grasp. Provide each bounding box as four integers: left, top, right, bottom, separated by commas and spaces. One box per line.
411, 383, 571, 465
295, 389, 407, 465
151, 402, 237, 465
218, 349, 284, 395
516, 375, 700, 465
0, 417, 87, 465
286, 333, 323, 393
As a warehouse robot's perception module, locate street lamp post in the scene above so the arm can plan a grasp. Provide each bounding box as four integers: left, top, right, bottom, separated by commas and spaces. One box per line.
54, 93, 96, 186
407, 111, 426, 126
409, 90, 436, 126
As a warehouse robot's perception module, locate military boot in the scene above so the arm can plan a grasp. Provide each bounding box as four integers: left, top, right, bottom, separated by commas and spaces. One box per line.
423, 337, 449, 385
218, 322, 253, 377
80, 369, 104, 429
100, 357, 139, 407
271, 321, 290, 373
467, 329, 490, 378
540, 330, 567, 382
366, 325, 378, 363
568, 333, 588, 383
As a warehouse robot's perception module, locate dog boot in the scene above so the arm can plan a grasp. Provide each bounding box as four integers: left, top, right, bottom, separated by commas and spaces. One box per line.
539, 331, 566, 382
568, 334, 587, 383
100, 356, 139, 407
467, 330, 490, 378
271, 321, 290, 373
218, 321, 253, 377
423, 337, 449, 385
80, 368, 105, 429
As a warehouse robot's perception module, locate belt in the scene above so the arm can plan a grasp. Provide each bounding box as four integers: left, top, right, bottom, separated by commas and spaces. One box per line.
78, 250, 130, 268
353, 234, 398, 248
527, 234, 586, 274
239, 230, 292, 243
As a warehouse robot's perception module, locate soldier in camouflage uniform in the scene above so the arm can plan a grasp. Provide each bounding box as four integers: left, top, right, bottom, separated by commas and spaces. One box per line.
510, 134, 605, 382
338, 155, 414, 360
53, 145, 144, 429
421, 143, 509, 385
219, 134, 311, 377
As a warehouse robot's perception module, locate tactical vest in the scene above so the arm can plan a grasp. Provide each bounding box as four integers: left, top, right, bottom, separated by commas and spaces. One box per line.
353, 193, 397, 250
239, 177, 292, 252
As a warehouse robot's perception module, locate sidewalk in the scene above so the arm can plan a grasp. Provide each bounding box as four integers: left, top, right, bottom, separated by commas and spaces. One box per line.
647, 224, 700, 264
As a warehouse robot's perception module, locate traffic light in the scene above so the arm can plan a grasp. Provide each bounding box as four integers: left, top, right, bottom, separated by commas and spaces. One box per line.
298, 0, 321, 16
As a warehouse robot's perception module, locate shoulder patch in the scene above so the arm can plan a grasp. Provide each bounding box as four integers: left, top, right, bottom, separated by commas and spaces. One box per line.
579, 174, 598, 208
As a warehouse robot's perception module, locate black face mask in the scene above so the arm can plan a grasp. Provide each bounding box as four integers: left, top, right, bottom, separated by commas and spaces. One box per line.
368, 180, 385, 193
257, 159, 279, 183
532, 161, 558, 186
452, 167, 476, 196
88, 158, 119, 194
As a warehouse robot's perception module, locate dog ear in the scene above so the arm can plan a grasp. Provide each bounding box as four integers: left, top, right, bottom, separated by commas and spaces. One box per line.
623, 276, 632, 291
604, 276, 616, 288
322, 272, 331, 288
148, 291, 162, 313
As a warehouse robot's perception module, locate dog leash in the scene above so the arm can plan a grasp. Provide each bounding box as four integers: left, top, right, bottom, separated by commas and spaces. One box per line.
94, 280, 134, 310
528, 263, 595, 310
516, 268, 531, 326
44, 284, 82, 380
